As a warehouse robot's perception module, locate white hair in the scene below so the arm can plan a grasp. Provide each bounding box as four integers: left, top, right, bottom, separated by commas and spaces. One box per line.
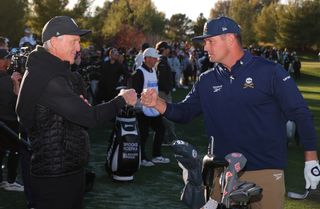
43, 36, 64, 50
43, 40, 52, 50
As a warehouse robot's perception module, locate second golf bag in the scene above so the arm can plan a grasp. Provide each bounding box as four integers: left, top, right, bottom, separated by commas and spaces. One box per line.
105, 106, 140, 181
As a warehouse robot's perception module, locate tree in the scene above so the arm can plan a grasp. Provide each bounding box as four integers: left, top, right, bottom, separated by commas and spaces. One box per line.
192, 13, 207, 37
229, 0, 257, 46
69, 0, 91, 19
84, 1, 112, 46
28, 0, 90, 40
276, 0, 320, 50
255, 3, 279, 44
166, 13, 192, 41
0, 0, 28, 46
210, 0, 231, 18
28, 0, 69, 36
101, 0, 166, 48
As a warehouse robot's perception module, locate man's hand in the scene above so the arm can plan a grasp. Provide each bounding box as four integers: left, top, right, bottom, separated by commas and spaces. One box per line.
141, 88, 167, 114
80, 95, 91, 106
11, 72, 23, 95
141, 88, 158, 107
118, 89, 137, 106
304, 160, 320, 189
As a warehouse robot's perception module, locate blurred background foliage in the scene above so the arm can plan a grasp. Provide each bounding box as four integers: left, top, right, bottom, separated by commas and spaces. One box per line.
0, 0, 319, 51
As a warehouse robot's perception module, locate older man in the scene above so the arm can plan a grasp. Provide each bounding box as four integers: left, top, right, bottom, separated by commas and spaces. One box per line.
16, 16, 137, 209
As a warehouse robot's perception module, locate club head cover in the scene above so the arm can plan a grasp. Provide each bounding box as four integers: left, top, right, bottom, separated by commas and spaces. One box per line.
181, 182, 206, 209
172, 140, 200, 170
172, 140, 205, 209
221, 153, 247, 208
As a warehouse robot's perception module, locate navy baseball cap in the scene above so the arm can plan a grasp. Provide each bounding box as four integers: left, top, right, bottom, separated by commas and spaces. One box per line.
42, 16, 91, 43
192, 16, 240, 41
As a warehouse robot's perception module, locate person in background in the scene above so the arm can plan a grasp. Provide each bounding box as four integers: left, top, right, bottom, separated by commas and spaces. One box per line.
0, 36, 9, 50
168, 50, 181, 90
131, 47, 170, 166
141, 16, 320, 209
16, 16, 137, 209
0, 49, 24, 192
97, 48, 130, 104
19, 28, 36, 48
134, 42, 150, 70
155, 41, 176, 145
179, 50, 191, 89
291, 52, 301, 80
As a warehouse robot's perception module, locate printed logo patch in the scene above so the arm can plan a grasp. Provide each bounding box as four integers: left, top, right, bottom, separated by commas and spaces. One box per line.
273, 173, 283, 181
283, 76, 291, 81
192, 149, 198, 158
212, 85, 223, 93
243, 77, 254, 89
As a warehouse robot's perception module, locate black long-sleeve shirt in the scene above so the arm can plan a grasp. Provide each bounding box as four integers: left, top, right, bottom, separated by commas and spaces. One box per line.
17, 46, 126, 130
0, 71, 17, 121
38, 76, 125, 128
156, 56, 173, 94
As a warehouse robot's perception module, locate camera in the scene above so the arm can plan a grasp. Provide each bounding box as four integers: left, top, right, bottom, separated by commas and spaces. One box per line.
8, 46, 32, 74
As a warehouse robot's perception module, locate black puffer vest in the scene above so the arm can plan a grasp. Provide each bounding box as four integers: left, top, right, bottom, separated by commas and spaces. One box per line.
29, 104, 90, 177
29, 74, 90, 177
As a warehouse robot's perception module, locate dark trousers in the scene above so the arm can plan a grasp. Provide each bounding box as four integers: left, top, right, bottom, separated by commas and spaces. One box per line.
20, 142, 36, 209
31, 170, 85, 209
172, 72, 176, 88
0, 120, 20, 183
136, 114, 165, 159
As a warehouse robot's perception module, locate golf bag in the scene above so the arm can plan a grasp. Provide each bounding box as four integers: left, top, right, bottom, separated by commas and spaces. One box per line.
105, 106, 140, 181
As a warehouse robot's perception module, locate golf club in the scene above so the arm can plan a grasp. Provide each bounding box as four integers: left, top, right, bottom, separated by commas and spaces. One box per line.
287, 188, 310, 200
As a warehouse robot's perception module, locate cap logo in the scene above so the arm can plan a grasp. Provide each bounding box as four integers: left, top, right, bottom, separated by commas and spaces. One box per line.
222, 27, 228, 31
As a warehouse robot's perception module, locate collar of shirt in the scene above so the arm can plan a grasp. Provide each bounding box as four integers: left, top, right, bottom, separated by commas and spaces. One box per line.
141, 62, 153, 72
215, 50, 253, 80
231, 50, 252, 71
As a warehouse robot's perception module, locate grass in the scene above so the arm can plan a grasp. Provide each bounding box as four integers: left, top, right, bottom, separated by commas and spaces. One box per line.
284, 61, 320, 209
0, 61, 319, 209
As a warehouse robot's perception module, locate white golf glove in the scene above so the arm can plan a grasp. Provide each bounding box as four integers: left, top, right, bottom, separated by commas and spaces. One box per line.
304, 160, 320, 189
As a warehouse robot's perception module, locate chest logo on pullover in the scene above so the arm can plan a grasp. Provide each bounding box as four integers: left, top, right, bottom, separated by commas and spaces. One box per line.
243, 77, 254, 89
212, 85, 223, 93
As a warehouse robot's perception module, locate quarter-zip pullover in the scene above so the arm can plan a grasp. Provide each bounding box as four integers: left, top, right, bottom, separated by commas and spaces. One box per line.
164, 51, 317, 170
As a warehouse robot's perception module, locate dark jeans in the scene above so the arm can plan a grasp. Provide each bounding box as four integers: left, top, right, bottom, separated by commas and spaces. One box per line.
136, 114, 165, 159
0, 120, 19, 183
31, 169, 86, 209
